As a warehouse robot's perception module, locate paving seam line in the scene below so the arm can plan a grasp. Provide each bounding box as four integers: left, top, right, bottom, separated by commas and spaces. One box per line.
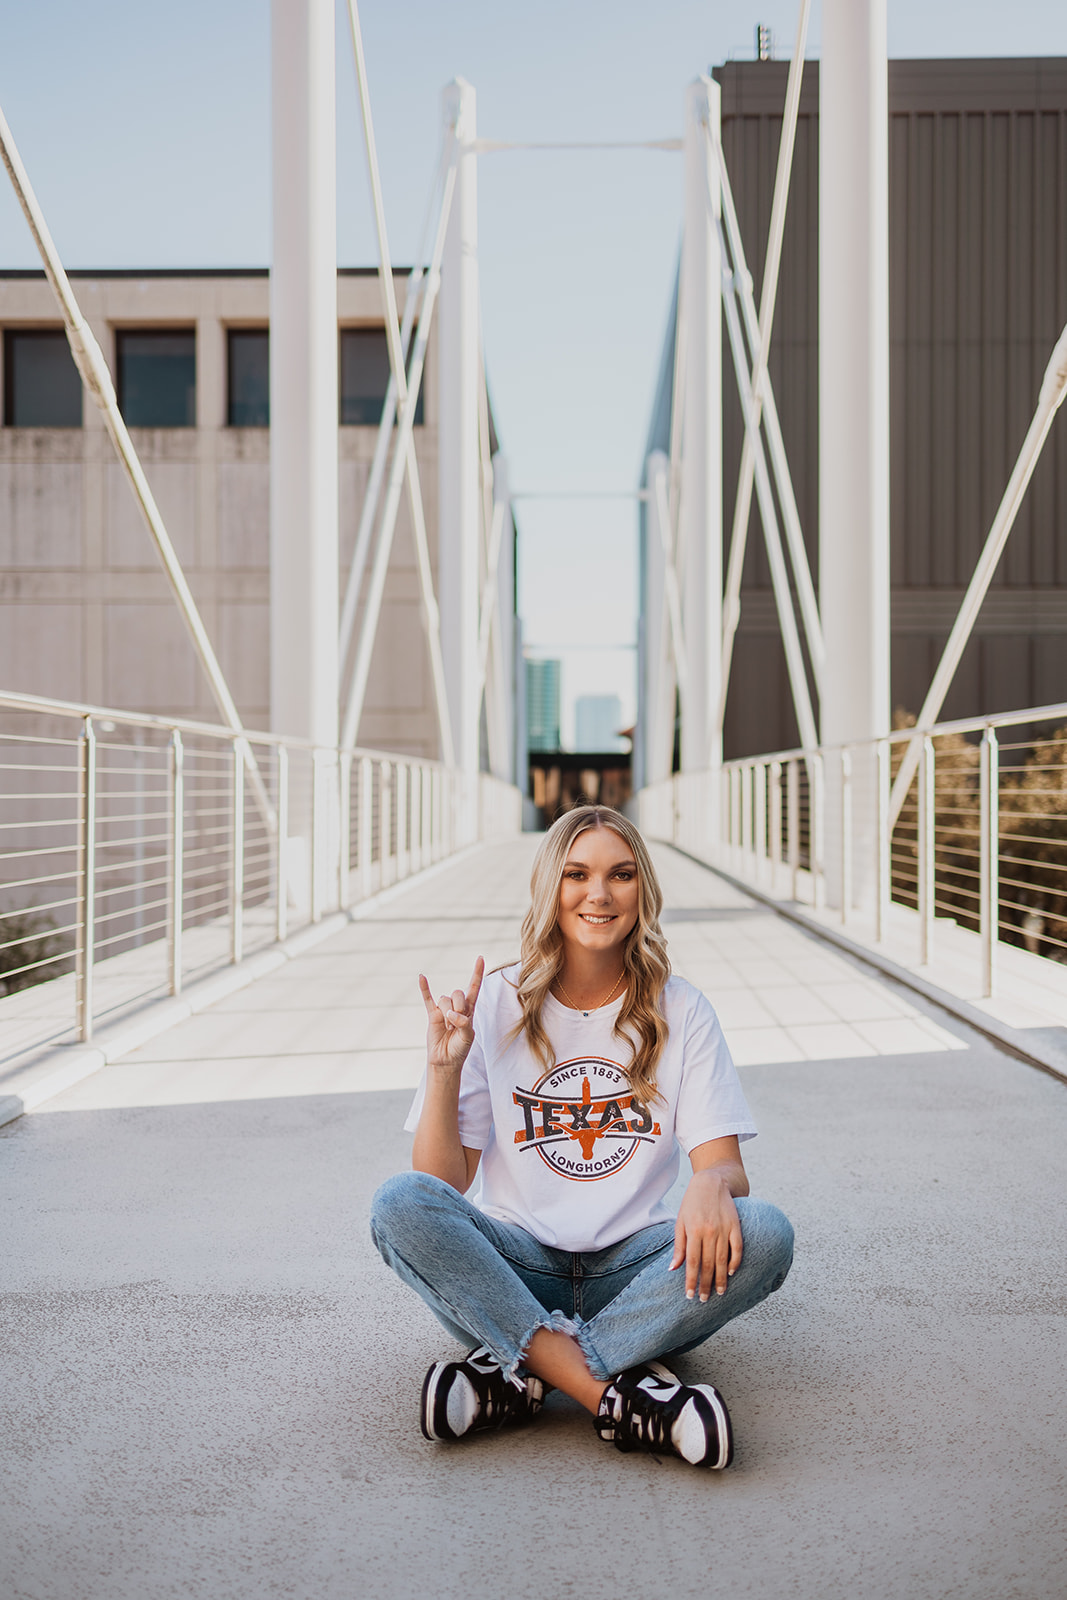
659, 841, 1067, 1089
0, 840, 487, 1130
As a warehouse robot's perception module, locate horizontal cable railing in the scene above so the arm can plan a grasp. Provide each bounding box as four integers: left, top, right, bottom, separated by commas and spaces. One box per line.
0, 690, 521, 1046
635, 701, 1067, 999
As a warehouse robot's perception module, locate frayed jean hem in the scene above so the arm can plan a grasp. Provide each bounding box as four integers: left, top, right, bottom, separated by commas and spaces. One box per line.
574, 1323, 612, 1383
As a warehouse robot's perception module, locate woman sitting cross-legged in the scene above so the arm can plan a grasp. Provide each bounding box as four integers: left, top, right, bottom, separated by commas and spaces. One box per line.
370, 804, 794, 1469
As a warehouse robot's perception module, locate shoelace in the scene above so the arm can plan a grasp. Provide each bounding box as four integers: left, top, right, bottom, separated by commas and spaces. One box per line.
467, 1358, 535, 1427
600, 1381, 685, 1452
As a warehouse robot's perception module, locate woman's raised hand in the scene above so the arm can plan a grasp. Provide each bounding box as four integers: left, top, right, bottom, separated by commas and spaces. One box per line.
419, 957, 484, 1073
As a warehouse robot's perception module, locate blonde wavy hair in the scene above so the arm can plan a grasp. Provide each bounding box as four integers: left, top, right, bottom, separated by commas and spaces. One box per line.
510, 804, 671, 1104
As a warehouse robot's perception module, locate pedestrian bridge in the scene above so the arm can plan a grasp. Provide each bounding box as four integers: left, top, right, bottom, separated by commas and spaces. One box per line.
2, 4, 1067, 1594
2, 834, 1064, 1600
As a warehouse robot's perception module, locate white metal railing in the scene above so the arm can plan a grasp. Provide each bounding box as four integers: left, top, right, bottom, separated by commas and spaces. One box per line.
636, 701, 1067, 1000
0, 690, 520, 1045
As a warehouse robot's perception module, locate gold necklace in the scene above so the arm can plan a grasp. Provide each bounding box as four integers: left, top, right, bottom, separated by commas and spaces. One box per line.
554, 969, 626, 1018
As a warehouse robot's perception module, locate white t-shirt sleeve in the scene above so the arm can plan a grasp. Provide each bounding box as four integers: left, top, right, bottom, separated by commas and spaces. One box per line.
402, 1031, 495, 1150
673, 987, 758, 1153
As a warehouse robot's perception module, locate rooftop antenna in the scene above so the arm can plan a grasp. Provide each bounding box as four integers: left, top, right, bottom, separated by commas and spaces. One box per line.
756, 23, 774, 60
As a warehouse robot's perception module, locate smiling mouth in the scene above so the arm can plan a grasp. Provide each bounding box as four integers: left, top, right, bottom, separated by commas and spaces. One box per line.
579, 914, 616, 924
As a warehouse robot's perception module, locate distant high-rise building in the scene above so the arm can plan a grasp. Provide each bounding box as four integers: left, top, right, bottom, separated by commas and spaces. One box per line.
526, 658, 561, 751
575, 694, 626, 753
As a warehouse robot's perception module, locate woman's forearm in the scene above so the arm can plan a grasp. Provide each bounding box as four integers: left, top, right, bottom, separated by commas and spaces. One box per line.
411, 1065, 471, 1191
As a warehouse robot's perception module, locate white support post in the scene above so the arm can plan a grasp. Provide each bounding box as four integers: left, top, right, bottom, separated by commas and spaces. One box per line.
167, 729, 184, 996
980, 727, 999, 996
231, 738, 246, 964
438, 78, 482, 810
754, 763, 767, 883
75, 717, 97, 1044
359, 756, 374, 898
876, 737, 890, 942
396, 762, 409, 881
338, 751, 351, 910
680, 78, 722, 790
275, 745, 289, 942
811, 752, 826, 909
310, 750, 322, 924
769, 759, 783, 889
918, 736, 935, 964
820, 0, 890, 912
740, 764, 752, 861
788, 757, 800, 900
840, 747, 853, 925
380, 762, 393, 888
271, 0, 339, 908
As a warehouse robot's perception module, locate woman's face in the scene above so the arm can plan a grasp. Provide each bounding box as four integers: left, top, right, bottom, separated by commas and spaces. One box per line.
556, 826, 640, 960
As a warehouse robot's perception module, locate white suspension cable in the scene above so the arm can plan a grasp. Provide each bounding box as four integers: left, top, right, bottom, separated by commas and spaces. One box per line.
720, 251, 819, 754
344, 0, 455, 765
340, 137, 460, 755
713, 133, 825, 703
337, 267, 419, 666
718, 0, 815, 728
0, 98, 273, 828
652, 460, 689, 699
338, 136, 447, 667
888, 318, 1067, 828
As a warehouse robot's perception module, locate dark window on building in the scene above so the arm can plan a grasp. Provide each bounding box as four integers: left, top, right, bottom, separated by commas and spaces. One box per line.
340, 326, 424, 426
227, 328, 269, 426
3, 329, 82, 426
117, 330, 196, 426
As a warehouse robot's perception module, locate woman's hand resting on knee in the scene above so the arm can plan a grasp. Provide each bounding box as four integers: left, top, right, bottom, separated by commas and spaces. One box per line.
670, 1135, 749, 1303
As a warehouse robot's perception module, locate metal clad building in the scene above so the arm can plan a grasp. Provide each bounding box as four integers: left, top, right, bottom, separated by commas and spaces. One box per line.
687, 57, 1067, 760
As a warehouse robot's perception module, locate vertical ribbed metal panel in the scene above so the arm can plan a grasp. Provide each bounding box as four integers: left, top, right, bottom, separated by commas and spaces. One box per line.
713, 58, 1067, 759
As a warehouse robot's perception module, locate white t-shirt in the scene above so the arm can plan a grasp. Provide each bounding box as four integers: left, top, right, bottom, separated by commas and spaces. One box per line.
404, 965, 757, 1252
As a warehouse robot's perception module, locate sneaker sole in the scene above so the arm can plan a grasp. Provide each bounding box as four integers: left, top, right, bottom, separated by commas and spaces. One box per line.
693, 1382, 734, 1469
645, 1361, 734, 1469
420, 1361, 455, 1442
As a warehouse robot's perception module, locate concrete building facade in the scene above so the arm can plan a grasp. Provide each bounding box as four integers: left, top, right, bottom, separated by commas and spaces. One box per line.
0, 266, 501, 761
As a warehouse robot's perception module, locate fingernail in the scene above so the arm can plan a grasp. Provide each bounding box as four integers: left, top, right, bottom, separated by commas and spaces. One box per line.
700, 1293, 709, 1303
686, 1290, 694, 1300
717, 1287, 726, 1297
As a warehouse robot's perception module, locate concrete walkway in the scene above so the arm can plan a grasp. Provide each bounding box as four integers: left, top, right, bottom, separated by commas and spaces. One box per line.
2, 837, 1065, 1600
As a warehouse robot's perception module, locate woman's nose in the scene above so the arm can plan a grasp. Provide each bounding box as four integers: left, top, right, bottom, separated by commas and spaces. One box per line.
586, 878, 611, 902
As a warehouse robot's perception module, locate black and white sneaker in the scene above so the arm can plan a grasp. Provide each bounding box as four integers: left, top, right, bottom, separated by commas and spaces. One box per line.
420, 1346, 545, 1442
594, 1359, 734, 1469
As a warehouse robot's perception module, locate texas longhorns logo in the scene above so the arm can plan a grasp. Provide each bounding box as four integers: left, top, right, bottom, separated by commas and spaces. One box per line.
513, 1056, 662, 1182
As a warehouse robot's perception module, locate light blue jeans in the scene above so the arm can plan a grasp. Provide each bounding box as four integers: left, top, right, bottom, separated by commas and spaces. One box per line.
370, 1170, 794, 1382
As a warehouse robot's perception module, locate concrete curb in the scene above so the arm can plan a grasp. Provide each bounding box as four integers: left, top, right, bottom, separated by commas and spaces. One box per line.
0, 842, 486, 1130
662, 842, 1067, 1089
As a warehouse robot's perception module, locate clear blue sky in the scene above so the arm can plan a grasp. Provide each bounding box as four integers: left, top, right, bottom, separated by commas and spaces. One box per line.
2, 1, 1065, 744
